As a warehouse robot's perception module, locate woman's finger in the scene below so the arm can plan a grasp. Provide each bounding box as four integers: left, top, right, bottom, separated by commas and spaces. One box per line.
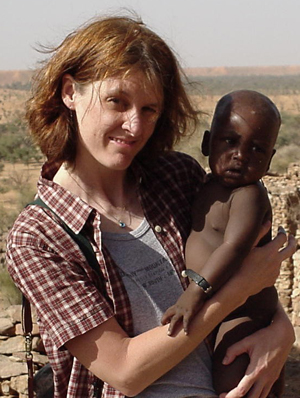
278, 234, 297, 260
261, 229, 296, 261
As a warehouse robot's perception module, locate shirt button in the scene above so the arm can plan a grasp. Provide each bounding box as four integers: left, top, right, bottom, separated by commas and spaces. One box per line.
154, 225, 162, 233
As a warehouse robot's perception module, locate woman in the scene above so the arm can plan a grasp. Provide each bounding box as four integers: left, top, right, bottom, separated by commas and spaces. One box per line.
6, 15, 296, 398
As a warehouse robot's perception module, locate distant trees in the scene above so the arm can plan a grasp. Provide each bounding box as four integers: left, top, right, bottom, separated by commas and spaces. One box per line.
2, 81, 31, 91
0, 118, 41, 165
271, 112, 300, 173
187, 75, 300, 96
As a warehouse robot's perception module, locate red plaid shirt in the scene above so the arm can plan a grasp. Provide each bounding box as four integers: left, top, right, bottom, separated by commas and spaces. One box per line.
6, 151, 205, 397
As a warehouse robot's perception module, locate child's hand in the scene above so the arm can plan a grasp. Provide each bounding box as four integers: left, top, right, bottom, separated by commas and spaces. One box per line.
161, 284, 206, 335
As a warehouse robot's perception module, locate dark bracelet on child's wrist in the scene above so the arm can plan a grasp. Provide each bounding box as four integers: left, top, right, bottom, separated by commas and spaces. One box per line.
182, 269, 213, 296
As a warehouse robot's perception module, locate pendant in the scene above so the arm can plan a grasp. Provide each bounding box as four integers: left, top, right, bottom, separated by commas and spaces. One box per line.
118, 221, 126, 228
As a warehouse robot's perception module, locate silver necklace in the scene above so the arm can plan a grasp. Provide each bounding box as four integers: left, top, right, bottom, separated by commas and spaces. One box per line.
66, 169, 130, 228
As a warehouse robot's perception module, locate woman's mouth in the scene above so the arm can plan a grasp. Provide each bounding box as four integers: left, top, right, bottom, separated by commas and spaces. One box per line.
110, 137, 135, 146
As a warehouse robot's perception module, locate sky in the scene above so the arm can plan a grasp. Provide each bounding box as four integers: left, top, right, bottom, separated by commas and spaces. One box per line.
1, 0, 300, 71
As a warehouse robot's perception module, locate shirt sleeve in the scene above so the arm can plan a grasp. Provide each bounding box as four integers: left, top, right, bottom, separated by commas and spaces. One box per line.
6, 207, 114, 349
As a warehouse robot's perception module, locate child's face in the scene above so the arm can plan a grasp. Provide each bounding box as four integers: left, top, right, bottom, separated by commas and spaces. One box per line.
207, 108, 277, 188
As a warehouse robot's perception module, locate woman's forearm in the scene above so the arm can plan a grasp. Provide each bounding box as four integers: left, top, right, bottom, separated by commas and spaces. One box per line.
271, 301, 295, 346
67, 262, 265, 396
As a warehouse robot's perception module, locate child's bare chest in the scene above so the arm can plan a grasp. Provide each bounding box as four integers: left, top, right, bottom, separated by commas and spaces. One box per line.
192, 181, 233, 235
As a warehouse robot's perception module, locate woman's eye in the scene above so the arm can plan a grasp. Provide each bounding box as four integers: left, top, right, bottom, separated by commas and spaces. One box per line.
107, 97, 127, 111
108, 97, 120, 104
143, 107, 160, 124
144, 107, 157, 114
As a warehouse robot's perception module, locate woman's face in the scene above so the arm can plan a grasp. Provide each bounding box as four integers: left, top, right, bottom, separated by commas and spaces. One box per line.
63, 71, 162, 172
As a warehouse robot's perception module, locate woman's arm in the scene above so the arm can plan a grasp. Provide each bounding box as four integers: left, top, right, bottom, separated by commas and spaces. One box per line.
66, 230, 296, 397
219, 302, 295, 398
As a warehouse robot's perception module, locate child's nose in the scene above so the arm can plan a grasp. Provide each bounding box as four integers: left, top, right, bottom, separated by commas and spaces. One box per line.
233, 147, 249, 162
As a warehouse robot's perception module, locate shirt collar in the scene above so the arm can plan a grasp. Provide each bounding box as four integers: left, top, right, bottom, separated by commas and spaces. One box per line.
37, 160, 147, 234
37, 161, 94, 234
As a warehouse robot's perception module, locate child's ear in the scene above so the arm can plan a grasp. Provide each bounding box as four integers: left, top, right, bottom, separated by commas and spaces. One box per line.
266, 149, 276, 172
201, 130, 210, 156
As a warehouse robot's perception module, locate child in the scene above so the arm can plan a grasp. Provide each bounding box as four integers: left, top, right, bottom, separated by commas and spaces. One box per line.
162, 90, 283, 395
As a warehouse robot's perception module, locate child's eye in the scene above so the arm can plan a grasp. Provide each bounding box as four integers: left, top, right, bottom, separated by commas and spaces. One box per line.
252, 145, 264, 153
225, 138, 235, 145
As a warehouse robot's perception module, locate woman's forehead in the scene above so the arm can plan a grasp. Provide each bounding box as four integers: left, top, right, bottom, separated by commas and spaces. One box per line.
98, 72, 163, 102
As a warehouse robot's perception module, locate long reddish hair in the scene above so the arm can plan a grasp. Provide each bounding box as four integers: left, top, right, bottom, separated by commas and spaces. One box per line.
26, 15, 200, 163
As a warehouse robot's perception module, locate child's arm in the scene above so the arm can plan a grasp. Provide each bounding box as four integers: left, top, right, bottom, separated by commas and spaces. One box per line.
162, 183, 271, 335
193, 183, 271, 292
161, 275, 208, 335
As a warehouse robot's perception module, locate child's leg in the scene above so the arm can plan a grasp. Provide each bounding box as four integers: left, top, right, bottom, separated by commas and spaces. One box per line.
213, 286, 283, 396
212, 317, 256, 395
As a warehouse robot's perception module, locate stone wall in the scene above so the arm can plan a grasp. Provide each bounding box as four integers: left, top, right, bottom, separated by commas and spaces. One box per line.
0, 305, 47, 397
0, 164, 299, 396
263, 163, 300, 327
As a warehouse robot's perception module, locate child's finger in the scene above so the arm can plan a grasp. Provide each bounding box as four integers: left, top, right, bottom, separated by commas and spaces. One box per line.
183, 316, 190, 336
167, 314, 182, 336
161, 306, 176, 325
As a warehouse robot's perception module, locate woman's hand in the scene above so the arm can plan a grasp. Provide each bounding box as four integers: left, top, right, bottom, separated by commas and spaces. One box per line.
219, 304, 295, 398
235, 228, 296, 299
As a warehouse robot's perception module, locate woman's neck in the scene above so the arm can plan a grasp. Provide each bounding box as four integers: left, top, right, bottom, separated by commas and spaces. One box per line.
53, 163, 144, 232
56, 162, 127, 203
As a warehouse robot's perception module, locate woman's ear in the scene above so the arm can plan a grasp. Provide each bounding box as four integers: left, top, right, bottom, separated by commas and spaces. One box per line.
201, 130, 210, 157
61, 74, 76, 110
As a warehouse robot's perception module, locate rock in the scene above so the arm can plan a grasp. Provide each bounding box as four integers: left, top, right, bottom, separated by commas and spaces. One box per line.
0, 354, 27, 378
0, 336, 24, 354
6, 305, 22, 324
0, 310, 10, 318
32, 352, 49, 367
0, 317, 15, 336
10, 374, 28, 396
0, 379, 10, 395
294, 326, 300, 348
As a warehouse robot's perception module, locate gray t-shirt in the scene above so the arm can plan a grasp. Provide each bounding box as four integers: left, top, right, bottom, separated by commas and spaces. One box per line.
102, 218, 217, 398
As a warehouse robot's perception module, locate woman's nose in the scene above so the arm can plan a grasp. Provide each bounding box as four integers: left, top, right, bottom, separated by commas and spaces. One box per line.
122, 110, 142, 136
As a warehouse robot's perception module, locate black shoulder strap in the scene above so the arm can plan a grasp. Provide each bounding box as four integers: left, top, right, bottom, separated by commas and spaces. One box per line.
24, 197, 104, 396
27, 197, 101, 279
